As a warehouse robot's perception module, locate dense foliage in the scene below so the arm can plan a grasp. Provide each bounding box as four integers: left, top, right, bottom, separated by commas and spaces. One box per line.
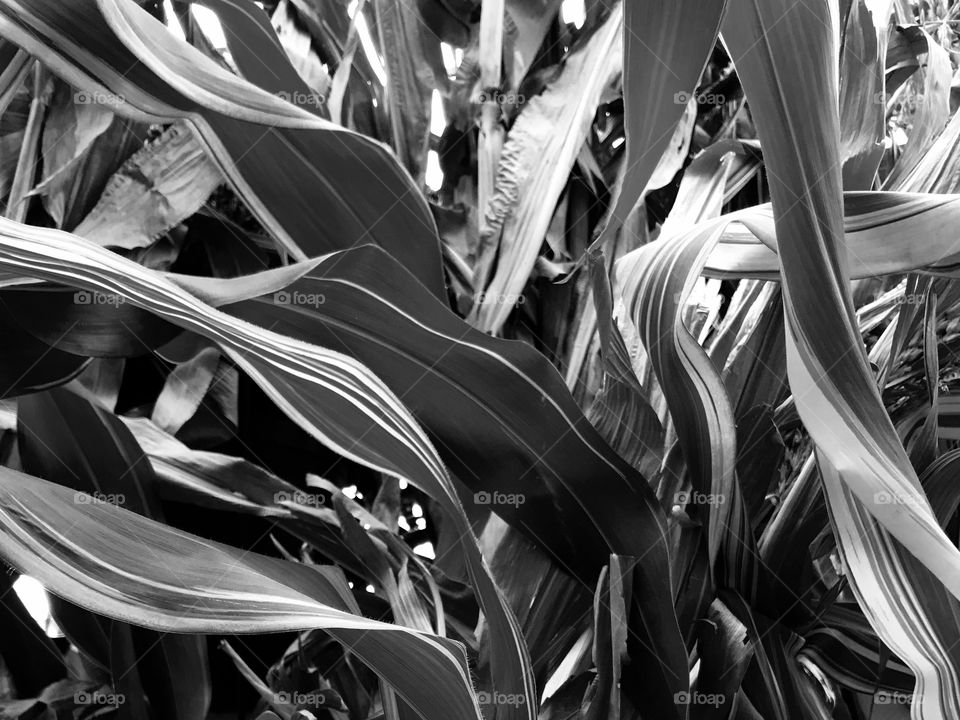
0, 0, 958, 719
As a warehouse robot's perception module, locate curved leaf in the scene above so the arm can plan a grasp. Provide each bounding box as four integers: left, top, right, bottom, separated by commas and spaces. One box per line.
73, 123, 222, 250
472, 5, 622, 332
190, 0, 320, 103
0, 0, 444, 293
724, 0, 960, 716
703, 192, 960, 280
214, 245, 673, 589
0, 467, 483, 720
0, 217, 534, 720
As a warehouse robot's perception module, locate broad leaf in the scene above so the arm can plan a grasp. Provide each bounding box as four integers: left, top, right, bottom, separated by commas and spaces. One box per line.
73, 123, 223, 250
0, 217, 534, 720
725, 0, 960, 716
0, 467, 484, 720
590, 0, 726, 252
0, 0, 444, 294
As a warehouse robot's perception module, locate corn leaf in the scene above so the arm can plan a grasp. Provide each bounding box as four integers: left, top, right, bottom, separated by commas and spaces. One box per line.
217, 244, 674, 595
704, 192, 960, 280
724, 0, 960, 715
838, 0, 890, 163
371, 0, 435, 181
472, 5, 622, 333
0, 466, 484, 720
190, 0, 321, 103
0, 0, 444, 293
0, 216, 535, 720
593, 0, 725, 249
73, 123, 222, 250
17, 387, 211, 720
882, 26, 951, 188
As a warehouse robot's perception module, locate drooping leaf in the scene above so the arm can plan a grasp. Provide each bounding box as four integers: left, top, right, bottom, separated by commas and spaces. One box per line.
0, 467, 485, 720
191, 0, 324, 104
150, 345, 221, 434
692, 598, 754, 720
19, 236, 678, 605
724, 0, 960, 715
73, 123, 223, 250
370, 0, 436, 182
33, 79, 115, 227
838, 0, 890, 165
881, 26, 951, 188
617, 160, 757, 595
589, 0, 726, 252
217, 244, 673, 591
0, 217, 534, 720
17, 387, 212, 720
703, 192, 960, 281
0, 0, 444, 294
472, 5, 622, 333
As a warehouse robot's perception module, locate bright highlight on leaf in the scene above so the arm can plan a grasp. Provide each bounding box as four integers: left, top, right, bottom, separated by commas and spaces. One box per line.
2, 0, 960, 718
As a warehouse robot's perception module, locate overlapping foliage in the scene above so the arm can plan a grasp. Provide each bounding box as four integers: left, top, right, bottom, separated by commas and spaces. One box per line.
0, 0, 958, 719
